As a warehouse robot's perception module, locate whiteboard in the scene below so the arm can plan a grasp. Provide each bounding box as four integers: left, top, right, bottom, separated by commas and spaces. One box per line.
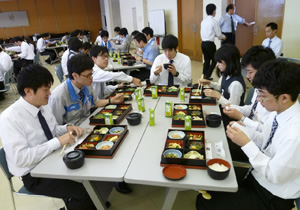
148, 9, 165, 36
0, 11, 29, 28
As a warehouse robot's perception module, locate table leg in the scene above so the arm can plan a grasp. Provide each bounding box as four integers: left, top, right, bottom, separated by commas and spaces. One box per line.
162, 187, 179, 210
82, 180, 107, 210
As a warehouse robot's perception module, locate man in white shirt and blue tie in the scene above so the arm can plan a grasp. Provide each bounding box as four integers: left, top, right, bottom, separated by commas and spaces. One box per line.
262, 22, 283, 57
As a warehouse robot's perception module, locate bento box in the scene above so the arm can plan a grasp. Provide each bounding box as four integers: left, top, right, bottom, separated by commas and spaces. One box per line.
160, 129, 206, 169
109, 87, 136, 101
89, 104, 132, 125
143, 85, 180, 97
189, 88, 217, 105
75, 125, 128, 158
172, 103, 206, 128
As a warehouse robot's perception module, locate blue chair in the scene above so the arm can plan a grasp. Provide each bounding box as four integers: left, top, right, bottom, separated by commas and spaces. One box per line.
55, 64, 64, 83
0, 147, 65, 210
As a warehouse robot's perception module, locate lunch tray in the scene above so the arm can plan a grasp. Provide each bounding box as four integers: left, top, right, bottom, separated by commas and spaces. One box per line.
143, 85, 180, 97
89, 104, 132, 125
189, 88, 217, 105
160, 129, 206, 169
172, 103, 206, 128
75, 125, 128, 158
108, 87, 136, 101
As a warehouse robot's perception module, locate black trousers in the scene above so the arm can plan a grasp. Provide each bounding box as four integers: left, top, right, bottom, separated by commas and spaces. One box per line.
222, 32, 235, 45
14, 59, 34, 79
40, 49, 57, 61
130, 69, 150, 81
201, 41, 216, 78
22, 173, 96, 210
196, 167, 295, 210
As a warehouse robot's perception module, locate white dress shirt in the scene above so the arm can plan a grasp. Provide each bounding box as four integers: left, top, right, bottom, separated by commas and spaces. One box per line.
219, 13, 245, 32
201, 15, 225, 42
17, 41, 35, 60
150, 52, 192, 87
262, 36, 283, 57
37, 37, 46, 53
95, 36, 102, 45
0, 51, 13, 81
209, 75, 244, 105
0, 97, 66, 176
242, 101, 300, 199
61, 49, 70, 76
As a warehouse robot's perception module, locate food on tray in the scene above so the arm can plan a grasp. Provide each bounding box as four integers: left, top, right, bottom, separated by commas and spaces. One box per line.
109, 127, 124, 134
174, 105, 187, 110
189, 142, 203, 150
191, 111, 201, 116
112, 115, 118, 120
184, 151, 204, 159
175, 111, 186, 115
114, 110, 124, 115
209, 163, 229, 172
94, 127, 109, 134
187, 133, 203, 140
167, 86, 178, 92
193, 116, 203, 121
168, 143, 182, 148
99, 145, 112, 150
193, 93, 201, 96
173, 115, 185, 120
79, 143, 94, 149
125, 88, 135, 91
104, 136, 118, 142
93, 114, 104, 119
189, 105, 201, 110
168, 131, 185, 139
93, 136, 101, 141
165, 153, 178, 158
119, 105, 129, 109
105, 105, 117, 109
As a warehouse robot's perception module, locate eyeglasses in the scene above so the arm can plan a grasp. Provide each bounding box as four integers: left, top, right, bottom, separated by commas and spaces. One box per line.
256, 89, 278, 103
80, 73, 93, 79
98, 54, 109, 59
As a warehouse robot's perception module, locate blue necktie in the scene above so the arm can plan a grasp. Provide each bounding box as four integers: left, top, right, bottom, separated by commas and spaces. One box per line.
78, 89, 85, 102
248, 96, 258, 119
38, 110, 53, 140
268, 40, 272, 48
168, 60, 174, 86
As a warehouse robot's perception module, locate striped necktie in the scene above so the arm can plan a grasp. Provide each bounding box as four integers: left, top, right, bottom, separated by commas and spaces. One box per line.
248, 97, 258, 119
78, 89, 85, 102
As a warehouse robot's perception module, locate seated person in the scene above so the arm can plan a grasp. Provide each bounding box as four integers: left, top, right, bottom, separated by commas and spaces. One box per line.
70, 29, 81, 38
90, 46, 141, 99
95, 28, 103, 45
196, 59, 300, 210
262, 22, 283, 57
150, 34, 192, 87
129, 30, 140, 55
0, 46, 13, 99
114, 28, 131, 52
79, 30, 89, 43
36, 33, 57, 64
61, 32, 70, 43
61, 37, 83, 78
0, 64, 96, 210
130, 33, 158, 81
81, 42, 92, 55
142, 26, 159, 53
49, 54, 124, 126
99, 30, 113, 51
199, 44, 246, 106
109, 26, 121, 42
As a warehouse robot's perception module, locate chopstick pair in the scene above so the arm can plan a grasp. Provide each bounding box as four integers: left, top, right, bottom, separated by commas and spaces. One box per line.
60, 131, 77, 156
197, 74, 204, 94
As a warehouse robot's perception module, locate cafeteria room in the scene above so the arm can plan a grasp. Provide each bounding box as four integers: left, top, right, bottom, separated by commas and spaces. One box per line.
0, 0, 299, 209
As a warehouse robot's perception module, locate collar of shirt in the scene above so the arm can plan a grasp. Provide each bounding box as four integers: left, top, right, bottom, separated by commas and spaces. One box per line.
276, 101, 300, 127
19, 97, 40, 118
269, 35, 278, 41
66, 78, 88, 102
148, 38, 155, 45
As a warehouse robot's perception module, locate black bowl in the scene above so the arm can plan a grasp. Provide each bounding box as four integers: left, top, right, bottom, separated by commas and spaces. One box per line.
163, 63, 171, 70
127, 60, 134, 66
63, 150, 85, 169
126, 112, 142, 125
206, 114, 222, 127
207, 158, 231, 180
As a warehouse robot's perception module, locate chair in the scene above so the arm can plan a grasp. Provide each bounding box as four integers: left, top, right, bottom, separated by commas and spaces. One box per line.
55, 64, 64, 83
34, 52, 42, 65
244, 87, 254, 105
0, 147, 65, 210
296, 198, 300, 209
0, 72, 11, 95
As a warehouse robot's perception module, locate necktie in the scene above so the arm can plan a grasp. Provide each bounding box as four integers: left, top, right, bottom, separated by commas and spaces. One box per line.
78, 89, 85, 102
231, 16, 235, 35
38, 110, 53, 140
244, 116, 278, 180
168, 60, 174, 86
268, 40, 272, 48
248, 97, 258, 119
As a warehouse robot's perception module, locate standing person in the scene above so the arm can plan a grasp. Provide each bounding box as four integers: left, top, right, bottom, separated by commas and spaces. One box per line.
200, 4, 226, 80
0, 46, 13, 99
262, 22, 283, 57
36, 33, 57, 64
219, 4, 250, 45
12, 37, 35, 78
130, 33, 158, 81
196, 59, 300, 210
0, 64, 96, 210
150, 34, 192, 87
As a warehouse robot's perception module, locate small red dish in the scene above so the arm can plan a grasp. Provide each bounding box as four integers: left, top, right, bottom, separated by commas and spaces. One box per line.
163, 165, 187, 180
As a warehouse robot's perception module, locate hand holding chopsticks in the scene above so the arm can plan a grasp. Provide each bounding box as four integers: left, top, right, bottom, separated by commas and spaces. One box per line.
197, 74, 204, 94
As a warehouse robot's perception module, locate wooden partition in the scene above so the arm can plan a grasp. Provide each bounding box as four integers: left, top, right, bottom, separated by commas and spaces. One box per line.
0, 0, 102, 42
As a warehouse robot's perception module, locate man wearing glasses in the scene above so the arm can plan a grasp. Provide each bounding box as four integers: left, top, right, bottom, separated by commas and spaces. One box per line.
49, 54, 124, 126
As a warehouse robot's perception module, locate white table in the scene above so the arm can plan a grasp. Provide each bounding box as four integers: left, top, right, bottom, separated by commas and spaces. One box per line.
124, 95, 238, 209
46, 44, 67, 62
31, 96, 159, 210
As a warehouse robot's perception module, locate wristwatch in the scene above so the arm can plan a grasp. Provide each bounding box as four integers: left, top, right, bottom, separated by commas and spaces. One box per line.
240, 116, 246, 122
66, 123, 74, 127
174, 71, 179, 77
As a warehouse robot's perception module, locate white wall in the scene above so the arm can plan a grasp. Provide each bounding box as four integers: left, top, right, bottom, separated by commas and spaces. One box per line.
282, 0, 300, 59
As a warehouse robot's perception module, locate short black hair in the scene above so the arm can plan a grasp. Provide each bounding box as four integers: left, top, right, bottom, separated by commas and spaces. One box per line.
13, 36, 23, 43
89, 45, 108, 59
100, 30, 109, 38
68, 37, 83, 52
119, 28, 128, 36
82, 42, 92, 50
252, 59, 300, 101
162, 34, 178, 50
17, 64, 53, 97
131, 30, 139, 37
65, 32, 69, 35
226, 4, 234, 12
67, 54, 94, 80
214, 44, 241, 77
41, 33, 50, 38
241, 45, 275, 70
70, 30, 80, 37
114, 27, 121, 32
134, 32, 147, 43
142, 27, 154, 37
266, 22, 278, 30
206, 3, 216, 15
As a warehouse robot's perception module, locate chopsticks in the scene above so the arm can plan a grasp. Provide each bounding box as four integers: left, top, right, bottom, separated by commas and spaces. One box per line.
60, 131, 77, 156
197, 74, 204, 95
60, 145, 66, 156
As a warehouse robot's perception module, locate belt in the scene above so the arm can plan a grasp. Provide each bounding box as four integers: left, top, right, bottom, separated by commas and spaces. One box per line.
202, 41, 214, 43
